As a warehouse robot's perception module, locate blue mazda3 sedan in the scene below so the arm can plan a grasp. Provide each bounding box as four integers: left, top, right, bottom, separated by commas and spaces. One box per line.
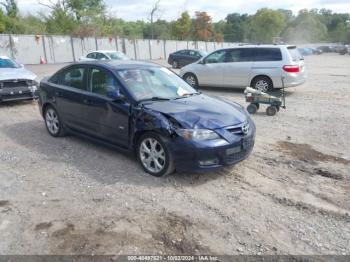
38, 61, 255, 176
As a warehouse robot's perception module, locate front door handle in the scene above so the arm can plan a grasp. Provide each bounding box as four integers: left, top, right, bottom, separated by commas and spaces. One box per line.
83, 99, 93, 105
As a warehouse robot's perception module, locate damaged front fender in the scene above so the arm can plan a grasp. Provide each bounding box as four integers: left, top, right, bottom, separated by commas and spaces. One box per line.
130, 106, 179, 148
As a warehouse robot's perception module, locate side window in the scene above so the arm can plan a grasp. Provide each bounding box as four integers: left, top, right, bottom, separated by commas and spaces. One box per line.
194, 51, 202, 57
62, 67, 86, 90
189, 50, 196, 56
87, 53, 96, 59
226, 48, 254, 62
177, 50, 189, 55
205, 50, 227, 64
254, 48, 282, 61
96, 53, 108, 60
90, 68, 120, 96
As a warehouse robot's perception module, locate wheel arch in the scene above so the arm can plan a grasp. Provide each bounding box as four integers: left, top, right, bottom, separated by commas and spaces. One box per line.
41, 102, 57, 118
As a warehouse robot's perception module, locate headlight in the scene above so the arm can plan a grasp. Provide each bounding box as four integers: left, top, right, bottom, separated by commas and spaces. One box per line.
175, 129, 220, 141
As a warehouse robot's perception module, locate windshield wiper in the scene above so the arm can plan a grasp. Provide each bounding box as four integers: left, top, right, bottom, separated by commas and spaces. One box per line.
138, 96, 171, 103
175, 92, 201, 99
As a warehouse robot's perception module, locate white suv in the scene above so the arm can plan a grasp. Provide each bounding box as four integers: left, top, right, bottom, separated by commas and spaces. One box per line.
180, 45, 307, 92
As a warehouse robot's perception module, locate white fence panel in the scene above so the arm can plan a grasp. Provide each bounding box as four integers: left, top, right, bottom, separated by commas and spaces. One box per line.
72, 37, 97, 60
0, 35, 12, 58
11, 35, 45, 64
176, 41, 188, 50
135, 39, 150, 60
164, 40, 177, 57
44, 35, 73, 63
197, 41, 206, 51
97, 37, 116, 51
124, 39, 136, 59
150, 40, 164, 59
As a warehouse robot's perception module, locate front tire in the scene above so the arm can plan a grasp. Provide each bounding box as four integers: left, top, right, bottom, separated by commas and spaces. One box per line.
183, 73, 198, 89
137, 133, 174, 177
44, 106, 66, 137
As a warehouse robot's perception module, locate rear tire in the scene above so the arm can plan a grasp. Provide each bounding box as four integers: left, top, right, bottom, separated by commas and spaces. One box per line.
252, 76, 273, 92
44, 106, 66, 137
137, 132, 175, 177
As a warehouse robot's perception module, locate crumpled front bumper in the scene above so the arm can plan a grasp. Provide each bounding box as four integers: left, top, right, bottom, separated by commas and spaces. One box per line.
167, 119, 256, 173
0, 85, 37, 102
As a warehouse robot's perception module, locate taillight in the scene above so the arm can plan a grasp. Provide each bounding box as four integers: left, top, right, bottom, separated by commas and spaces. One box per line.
283, 65, 300, 73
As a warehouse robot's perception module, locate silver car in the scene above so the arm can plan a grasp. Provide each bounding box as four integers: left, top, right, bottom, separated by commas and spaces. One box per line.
180, 45, 306, 92
0, 56, 38, 103
79, 50, 130, 61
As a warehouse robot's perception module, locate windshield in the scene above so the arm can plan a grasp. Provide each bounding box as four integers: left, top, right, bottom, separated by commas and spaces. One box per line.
116, 67, 198, 101
106, 52, 129, 60
0, 58, 20, 68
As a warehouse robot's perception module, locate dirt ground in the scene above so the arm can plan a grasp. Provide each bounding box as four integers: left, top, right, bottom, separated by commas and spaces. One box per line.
0, 54, 349, 255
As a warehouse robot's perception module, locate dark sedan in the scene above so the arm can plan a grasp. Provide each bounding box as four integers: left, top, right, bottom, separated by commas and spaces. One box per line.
168, 49, 207, 69
38, 61, 255, 176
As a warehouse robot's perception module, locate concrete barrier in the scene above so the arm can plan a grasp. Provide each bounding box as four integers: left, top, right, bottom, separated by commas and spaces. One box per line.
0, 33, 242, 64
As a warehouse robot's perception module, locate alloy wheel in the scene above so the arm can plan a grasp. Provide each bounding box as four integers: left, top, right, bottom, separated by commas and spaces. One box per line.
139, 138, 166, 173
255, 80, 269, 92
45, 108, 60, 135
185, 75, 196, 87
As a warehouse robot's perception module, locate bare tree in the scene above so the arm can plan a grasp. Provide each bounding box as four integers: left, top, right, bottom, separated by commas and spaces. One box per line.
38, 0, 68, 12
148, 0, 161, 39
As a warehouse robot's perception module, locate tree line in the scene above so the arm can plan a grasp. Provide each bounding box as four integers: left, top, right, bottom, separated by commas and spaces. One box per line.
1, 0, 349, 43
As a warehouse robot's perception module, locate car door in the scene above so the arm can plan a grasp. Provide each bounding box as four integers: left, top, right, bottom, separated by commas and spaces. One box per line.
222, 48, 254, 87
53, 65, 91, 132
194, 49, 227, 86
81, 66, 130, 147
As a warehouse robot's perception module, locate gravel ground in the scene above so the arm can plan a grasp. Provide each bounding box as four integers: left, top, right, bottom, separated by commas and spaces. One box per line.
0, 54, 349, 255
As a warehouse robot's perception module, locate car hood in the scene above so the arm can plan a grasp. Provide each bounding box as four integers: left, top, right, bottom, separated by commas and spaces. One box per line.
143, 94, 247, 129
0, 67, 37, 81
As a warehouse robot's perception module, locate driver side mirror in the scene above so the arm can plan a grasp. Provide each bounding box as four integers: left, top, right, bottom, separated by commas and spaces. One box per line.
106, 88, 126, 102
199, 59, 206, 65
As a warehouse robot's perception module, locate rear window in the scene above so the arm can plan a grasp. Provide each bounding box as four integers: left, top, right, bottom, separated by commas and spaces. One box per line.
254, 48, 282, 61
287, 46, 303, 61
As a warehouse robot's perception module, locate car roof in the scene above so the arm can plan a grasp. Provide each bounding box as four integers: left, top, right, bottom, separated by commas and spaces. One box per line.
71, 60, 162, 70
89, 50, 123, 53
0, 55, 10, 59
217, 44, 296, 50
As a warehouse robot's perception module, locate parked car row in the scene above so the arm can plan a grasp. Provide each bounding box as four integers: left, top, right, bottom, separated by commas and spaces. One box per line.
316, 45, 350, 55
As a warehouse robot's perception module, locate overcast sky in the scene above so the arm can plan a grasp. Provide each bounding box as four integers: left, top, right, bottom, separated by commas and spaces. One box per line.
17, 0, 350, 21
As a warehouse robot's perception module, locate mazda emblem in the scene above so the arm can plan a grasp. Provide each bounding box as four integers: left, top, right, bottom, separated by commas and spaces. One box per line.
241, 123, 249, 135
